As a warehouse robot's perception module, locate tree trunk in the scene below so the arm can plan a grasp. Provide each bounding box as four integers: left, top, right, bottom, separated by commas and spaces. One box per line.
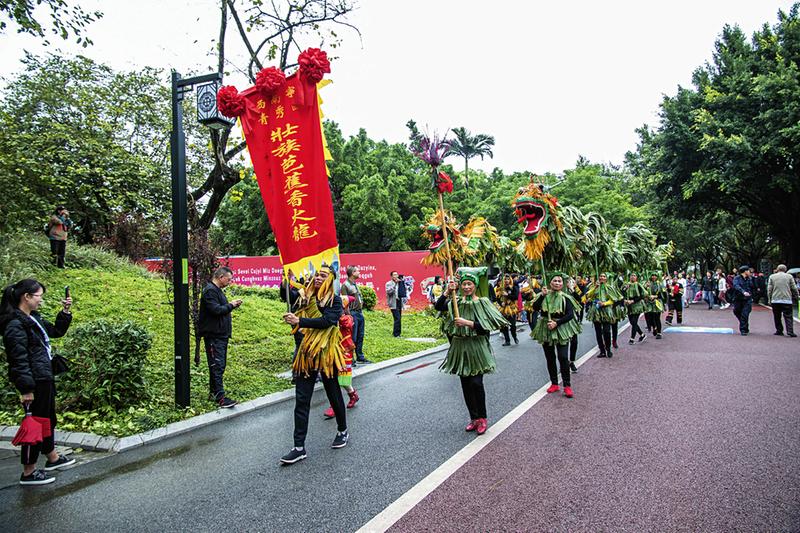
464, 156, 469, 191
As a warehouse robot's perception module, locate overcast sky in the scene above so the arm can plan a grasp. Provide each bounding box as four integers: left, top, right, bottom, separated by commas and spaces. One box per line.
1, 0, 795, 174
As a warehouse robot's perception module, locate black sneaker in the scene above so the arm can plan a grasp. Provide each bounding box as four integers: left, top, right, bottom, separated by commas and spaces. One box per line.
356, 358, 373, 364
44, 454, 76, 471
607, 350, 613, 358
655, 333, 662, 339
628, 339, 635, 345
218, 397, 237, 409
280, 448, 307, 465
569, 362, 578, 373
20, 469, 55, 486
774, 331, 783, 336
638, 334, 647, 343
513, 337, 519, 345
597, 352, 607, 358
501, 341, 511, 347
789, 333, 797, 338
331, 430, 349, 449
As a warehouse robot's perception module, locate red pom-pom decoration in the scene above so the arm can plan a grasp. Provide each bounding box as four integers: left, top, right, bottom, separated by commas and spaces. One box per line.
216, 85, 246, 118
298, 48, 331, 84
255, 66, 287, 96
436, 171, 454, 194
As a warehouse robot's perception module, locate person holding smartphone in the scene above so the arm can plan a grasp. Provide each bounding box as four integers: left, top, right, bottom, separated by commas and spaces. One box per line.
1, 278, 74, 485
198, 267, 242, 408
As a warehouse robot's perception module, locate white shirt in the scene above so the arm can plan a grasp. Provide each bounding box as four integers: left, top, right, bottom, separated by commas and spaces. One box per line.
718, 278, 727, 292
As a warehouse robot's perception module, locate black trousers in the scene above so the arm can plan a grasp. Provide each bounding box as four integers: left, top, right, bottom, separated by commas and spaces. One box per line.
21, 381, 57, 466
593, 322, 612, 354
611, 320, 618, 342
543, 343, 570, 386
459, 374, 487, 420
772, 303, 795, 335
666, 299, 683, 324
644, 312, 653, 331
501, 315, 517, 343
529, 311, 539, 330
646, 312, 662, 334
49, 239, 66, 268
294, 369, 347, 448
628, 313, 644, 338
391, 303, 402, 337
733, 300, 752, 334
569, 335, 578, 362
204, 336, 228, 401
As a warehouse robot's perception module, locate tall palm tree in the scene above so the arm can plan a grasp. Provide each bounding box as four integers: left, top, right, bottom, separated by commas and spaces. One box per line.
448, 127, 495, 190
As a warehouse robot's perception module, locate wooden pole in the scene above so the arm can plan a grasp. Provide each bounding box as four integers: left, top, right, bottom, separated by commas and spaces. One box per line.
437, 190, 459, 318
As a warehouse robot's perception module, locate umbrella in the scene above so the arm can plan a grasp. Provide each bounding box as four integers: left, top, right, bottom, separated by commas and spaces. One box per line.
11, 403, 50, 446
787, 267, 800, 275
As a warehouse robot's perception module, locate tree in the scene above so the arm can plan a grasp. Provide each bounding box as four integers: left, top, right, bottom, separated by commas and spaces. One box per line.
0, 53, 190, 241
627, 5, 800, 265
188, 0, 360, 234
0, 0, 101, 46
447, 127, 495, 190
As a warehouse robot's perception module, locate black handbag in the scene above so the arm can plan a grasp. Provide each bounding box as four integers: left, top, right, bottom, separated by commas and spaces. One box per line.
51, 353, 70, 375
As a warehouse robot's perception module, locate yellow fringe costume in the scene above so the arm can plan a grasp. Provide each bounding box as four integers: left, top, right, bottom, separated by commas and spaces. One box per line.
291, 272, 346, 378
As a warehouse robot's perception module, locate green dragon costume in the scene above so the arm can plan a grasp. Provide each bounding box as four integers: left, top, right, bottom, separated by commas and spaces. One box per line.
512, 178, 564, 262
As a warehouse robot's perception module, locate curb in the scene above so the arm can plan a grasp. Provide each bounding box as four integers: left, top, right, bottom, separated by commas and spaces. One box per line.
0, 328, 522, 453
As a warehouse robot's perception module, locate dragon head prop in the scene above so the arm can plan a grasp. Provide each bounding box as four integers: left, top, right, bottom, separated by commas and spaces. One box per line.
512, 179, 563, 261
420, 210, 465, 266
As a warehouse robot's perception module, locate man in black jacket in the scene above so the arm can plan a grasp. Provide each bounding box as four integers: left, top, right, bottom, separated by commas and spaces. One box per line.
198, 267, 242, 408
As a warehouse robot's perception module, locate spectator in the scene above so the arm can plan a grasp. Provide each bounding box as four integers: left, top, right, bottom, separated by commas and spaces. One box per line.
732, 265, 755, 336
768, 264, 799, 337
718, 273, 730, 309
701, 271, 716, 310
1, 279, 75, 486
427, 276, 444, 305
685, 275, 697, 306
47, 206, 74, 269
755, 272, 768, 305
386, 271, 405, 337
198, 266, 242, 408
341, 266, 370, 364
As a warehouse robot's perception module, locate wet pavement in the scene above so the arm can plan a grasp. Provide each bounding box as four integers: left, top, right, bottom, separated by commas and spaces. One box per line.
390, 305, 800, 532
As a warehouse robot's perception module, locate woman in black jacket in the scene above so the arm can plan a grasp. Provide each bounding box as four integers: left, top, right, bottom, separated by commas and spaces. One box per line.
1, 279, 74, 485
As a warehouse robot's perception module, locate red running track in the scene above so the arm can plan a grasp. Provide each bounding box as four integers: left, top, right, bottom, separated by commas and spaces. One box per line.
389, 305, 800, 532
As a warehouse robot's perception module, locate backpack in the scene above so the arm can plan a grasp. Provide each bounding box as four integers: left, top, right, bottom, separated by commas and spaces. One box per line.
43, 222, 50, 236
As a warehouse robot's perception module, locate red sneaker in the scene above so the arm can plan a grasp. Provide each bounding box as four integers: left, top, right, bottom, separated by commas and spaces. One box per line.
546, 384, 560, 394
346, 390, 360, 409
564, 386, 574, 398
465, 419, 477, 432
476, 418, 488, 435
323, 406, 335, 419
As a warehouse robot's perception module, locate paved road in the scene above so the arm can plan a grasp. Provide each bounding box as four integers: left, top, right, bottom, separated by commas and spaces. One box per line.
391, 305, 800, 532
0, 321, 603, 532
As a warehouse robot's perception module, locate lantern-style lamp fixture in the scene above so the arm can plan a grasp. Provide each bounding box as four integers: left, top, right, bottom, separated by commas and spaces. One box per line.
197, 79, 235, 129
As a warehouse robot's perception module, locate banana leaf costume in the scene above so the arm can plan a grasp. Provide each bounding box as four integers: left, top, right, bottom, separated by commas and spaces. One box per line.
494, 275, 519, 319
292, 270, 346, 378
531, 289, 582, 346
584, 280, 623, 324
437, 268, 508, 376
643, 278, 666, 313
623, 280, 647, 315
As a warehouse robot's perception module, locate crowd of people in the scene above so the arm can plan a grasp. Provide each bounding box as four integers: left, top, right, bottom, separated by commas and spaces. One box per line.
3, 232, 799, 479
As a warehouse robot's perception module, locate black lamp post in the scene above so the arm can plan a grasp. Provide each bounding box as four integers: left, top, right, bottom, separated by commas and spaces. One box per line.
170, 71, 235, 408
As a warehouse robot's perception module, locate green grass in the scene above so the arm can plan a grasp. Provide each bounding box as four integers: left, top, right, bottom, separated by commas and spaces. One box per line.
0, 234, 445, 436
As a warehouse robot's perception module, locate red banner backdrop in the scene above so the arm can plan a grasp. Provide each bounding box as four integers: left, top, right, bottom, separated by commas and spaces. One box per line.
147, 251, 446, 309
237, 72, 339, 277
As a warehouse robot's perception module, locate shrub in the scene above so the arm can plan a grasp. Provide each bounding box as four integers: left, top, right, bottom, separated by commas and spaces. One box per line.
360, 285, 377, 310
59, 320, 153, 410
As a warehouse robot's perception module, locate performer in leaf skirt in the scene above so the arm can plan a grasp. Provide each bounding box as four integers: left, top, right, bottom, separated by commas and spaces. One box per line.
531, 272, 581, 397
583, 272, 623, 358
494, 274, 520, 346
644, 271, 666, 339
435, 267, 508, 436
623, 273, 647, 344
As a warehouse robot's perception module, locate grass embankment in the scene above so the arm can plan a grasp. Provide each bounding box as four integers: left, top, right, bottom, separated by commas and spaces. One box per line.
0, 234, 445, 436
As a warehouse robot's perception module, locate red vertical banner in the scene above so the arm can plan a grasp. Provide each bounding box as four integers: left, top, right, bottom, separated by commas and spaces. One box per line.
234, 63, 338, 278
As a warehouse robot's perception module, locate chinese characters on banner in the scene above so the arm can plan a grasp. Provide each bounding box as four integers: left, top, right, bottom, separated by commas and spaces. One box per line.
237, 74, 338, 278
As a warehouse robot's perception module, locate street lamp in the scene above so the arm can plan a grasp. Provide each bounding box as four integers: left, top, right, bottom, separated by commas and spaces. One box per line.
170, 71, 234, 408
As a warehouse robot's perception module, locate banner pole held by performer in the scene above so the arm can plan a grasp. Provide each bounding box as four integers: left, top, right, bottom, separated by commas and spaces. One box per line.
438, 190, 459, 318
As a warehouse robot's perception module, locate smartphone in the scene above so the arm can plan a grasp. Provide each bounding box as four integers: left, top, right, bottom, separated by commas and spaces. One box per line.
65, 286, 70, 299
